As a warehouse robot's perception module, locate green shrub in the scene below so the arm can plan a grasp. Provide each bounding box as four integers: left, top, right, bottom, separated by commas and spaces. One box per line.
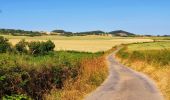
45, 40, 55, 51
28, 41, 41, 55
0, 36, 11, 53
28, 40, 55, 55
15, 39, 28, 54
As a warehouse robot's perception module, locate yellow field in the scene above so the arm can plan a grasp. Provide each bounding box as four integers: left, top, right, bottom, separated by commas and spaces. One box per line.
2, 35, 153, 52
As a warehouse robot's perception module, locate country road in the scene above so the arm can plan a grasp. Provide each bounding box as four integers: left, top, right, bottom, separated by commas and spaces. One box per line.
85, 48, 164, 100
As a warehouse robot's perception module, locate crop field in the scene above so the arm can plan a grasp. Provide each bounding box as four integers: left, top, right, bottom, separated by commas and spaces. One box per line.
128, 42, 170, 51
1, 35, 153, 52
116, 42, 170, 100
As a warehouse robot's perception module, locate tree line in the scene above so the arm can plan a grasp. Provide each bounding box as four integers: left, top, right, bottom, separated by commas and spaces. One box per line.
51, 29, 136, 36
0, 29, 45, 37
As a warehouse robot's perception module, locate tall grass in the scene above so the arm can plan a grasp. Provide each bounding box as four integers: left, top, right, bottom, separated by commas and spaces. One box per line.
117, 47, 170, 66
45, 55, 108, 100
116, 46, 170, 100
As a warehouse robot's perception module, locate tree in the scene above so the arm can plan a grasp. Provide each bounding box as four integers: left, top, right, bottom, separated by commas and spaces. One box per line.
0, 28, 42, 36
52, 30, 65, 33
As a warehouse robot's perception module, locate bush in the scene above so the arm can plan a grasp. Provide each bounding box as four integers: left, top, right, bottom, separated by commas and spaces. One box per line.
45, 40, 55, 51
15, 39, 28, 54
0, 36, 11, 53
28, 40, 55, 55
28, 41, 41, 55
0, 36, 55, 55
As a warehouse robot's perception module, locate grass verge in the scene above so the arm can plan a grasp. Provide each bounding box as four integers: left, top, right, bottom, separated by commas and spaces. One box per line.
45, 56, 108, 100
116, 44, 170, 100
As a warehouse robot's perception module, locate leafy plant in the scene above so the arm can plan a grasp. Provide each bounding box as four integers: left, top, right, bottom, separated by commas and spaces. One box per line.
28, 40, 55, 55
0, 36, 11, 53
15, 39, 28, 53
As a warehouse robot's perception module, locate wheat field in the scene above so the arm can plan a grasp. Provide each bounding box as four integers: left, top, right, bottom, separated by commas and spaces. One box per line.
2, 35, 153, 52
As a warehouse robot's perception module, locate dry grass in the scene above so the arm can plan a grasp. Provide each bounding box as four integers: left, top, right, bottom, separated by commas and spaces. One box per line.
1, 35, 153, 52
116, 43, 170, 100
45, 56, 108, 100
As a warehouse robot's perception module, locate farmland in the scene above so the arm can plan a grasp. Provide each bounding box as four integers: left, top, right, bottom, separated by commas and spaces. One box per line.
128, 42, 170, 51
1, 0, 169, 100
2, 35, 152, 52
116, 42, 170, 100
0, 35, 168, 100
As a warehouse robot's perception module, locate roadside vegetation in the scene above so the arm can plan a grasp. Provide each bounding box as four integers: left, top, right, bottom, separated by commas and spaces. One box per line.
0, 36, 108, 100
116, 42, 170, 100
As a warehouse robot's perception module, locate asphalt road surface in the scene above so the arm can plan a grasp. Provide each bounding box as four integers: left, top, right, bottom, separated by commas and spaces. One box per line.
85, 48, 164, 100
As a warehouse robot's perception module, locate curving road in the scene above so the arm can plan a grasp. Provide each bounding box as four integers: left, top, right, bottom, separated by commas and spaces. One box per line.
85, 48, 164, 100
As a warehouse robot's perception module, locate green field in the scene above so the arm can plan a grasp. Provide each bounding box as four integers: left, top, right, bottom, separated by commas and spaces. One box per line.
128, 42, 170, 51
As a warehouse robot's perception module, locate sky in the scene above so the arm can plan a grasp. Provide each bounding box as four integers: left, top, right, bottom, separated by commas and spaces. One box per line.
0, 0, 170, 35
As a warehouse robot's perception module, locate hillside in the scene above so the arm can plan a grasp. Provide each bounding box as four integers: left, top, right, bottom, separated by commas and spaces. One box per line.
109, 30, 135, 36
0, 28, 136, 37
51, 29, 136, 36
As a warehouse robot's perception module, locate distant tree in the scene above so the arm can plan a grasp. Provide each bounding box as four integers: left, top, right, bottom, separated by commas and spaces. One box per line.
52, 29, 74, 36
75, 30, 105, 36
0, 28, 42, 36
163, 35, 170, 37
52, 30, 65, 33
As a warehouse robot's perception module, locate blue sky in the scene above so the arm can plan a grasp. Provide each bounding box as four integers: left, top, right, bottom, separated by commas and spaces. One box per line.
0, 0, 170, 35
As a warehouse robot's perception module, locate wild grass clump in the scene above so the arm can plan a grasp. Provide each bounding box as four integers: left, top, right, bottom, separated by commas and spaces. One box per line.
45, 56, 108, 100
116, 45, 170, 100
